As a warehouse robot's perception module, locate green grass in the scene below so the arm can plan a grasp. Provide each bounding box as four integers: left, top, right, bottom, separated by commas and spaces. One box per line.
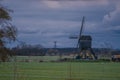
0, 62, 120, 80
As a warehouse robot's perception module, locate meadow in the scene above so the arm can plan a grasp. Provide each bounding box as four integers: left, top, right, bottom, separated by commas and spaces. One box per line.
0, 56, 120, 80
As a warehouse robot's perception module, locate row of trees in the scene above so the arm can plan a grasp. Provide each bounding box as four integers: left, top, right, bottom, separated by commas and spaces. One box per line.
0, 3, 17, 61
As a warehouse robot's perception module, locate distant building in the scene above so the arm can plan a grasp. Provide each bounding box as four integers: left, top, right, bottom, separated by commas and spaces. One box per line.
112, 52, 120, 62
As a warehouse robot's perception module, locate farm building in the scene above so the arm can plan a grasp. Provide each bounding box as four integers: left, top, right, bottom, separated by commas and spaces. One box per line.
112, 54, 120, 62
111, 50, 120, 62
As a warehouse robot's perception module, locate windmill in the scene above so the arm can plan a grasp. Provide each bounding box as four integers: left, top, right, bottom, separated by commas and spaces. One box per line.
70, 16, 97, 60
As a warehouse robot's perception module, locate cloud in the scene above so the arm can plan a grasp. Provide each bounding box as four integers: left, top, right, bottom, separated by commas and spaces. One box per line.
42, 0, 109, 9
102, 1, 120, 35
19, 29, 40, 34
42, 1, 60, 9
103, 3, 120, 26
1, 0, 120, 48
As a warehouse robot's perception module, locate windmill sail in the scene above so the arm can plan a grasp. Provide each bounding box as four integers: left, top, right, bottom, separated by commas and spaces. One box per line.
77, 16, 85, 49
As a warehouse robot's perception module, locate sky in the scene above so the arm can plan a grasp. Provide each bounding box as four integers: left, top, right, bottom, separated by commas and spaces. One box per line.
1, 0, 120, 49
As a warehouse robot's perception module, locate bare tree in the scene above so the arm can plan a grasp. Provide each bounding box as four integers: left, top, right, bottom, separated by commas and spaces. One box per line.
0, 4, 17, 62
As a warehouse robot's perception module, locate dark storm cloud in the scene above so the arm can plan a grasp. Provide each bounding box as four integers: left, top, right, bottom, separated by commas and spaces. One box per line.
112, 30, 120, 34
1, 0, 120, 48
19, 29, 40, 34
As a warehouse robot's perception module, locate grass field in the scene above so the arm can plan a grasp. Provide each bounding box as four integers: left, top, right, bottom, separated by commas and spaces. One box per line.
0, 61, 120, 80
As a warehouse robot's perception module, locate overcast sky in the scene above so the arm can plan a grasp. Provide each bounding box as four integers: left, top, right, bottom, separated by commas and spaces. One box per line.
1, 0, 120, 49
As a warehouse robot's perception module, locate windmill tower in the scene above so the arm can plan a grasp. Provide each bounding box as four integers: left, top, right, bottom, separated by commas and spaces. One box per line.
54, 41, 57, 49
70, 16, 97, 60
47, 41, 58, 56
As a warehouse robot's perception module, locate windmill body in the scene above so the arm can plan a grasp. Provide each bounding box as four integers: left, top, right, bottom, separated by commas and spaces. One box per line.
80, 35, 92, 50
79, 35, 96, 60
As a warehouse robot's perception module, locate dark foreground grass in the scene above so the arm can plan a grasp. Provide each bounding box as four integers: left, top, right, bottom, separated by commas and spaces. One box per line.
0, 62, 120, 80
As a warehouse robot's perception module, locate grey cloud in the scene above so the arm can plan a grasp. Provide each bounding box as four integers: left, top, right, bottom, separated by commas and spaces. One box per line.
19, 29, 40, 34
111, 30, 120, 34
1, 0, 120, 48
103, 1, 120, 25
